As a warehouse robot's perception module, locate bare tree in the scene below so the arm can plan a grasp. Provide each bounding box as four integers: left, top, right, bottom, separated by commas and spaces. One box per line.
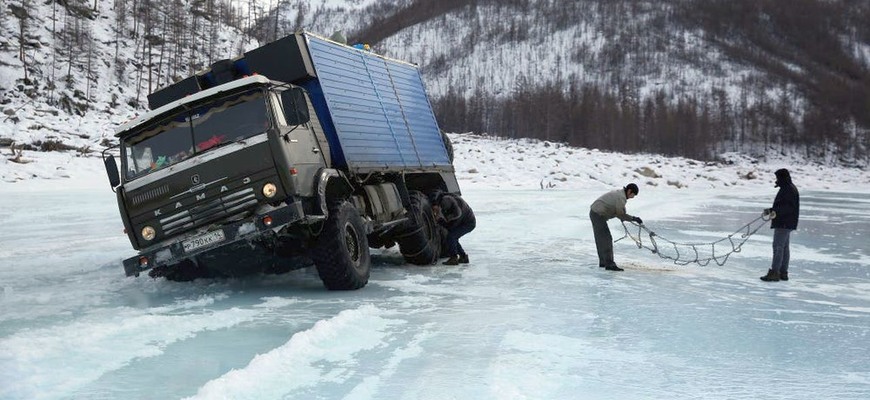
113, 0, 129, 82
10, 1, 31, 82
85, 24, 96, 103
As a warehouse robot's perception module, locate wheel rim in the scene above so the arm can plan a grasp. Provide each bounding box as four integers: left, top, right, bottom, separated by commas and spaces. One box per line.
344, 222, 361, 266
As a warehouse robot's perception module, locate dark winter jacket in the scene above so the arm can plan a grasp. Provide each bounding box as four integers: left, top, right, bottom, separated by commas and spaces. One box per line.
435, 193, 475, 229
770, 169, 800, 230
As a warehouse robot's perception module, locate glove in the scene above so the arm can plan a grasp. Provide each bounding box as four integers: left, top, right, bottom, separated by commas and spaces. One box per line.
763, 208, 772, 216
633, 216, 643, 225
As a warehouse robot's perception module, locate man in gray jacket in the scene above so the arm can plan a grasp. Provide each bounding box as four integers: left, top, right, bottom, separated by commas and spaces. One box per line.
590, 183, 643, 271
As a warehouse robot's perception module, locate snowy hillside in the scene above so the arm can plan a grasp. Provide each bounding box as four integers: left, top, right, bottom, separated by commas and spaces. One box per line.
2, 0, 869, 167
290, 0, 870, 162
0, 0, 258, 157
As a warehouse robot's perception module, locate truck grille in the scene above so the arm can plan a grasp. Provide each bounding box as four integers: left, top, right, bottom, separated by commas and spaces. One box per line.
159, 188, 258, 236
132, 185, 170, 206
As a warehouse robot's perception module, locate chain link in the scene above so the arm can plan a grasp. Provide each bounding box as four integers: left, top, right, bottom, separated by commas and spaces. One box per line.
615, 212, 774, 266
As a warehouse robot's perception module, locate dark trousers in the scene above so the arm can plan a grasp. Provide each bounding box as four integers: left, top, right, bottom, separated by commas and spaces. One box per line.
590, 210, 615, 267
771, 228, 792, 274
446, 217, 476, 257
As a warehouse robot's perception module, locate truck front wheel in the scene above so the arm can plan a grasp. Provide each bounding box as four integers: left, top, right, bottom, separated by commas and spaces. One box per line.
311, 200, 371, 290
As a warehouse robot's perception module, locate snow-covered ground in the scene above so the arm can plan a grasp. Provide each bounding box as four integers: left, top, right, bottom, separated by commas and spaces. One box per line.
3, 132, 868, 192
1, 135, 869, 399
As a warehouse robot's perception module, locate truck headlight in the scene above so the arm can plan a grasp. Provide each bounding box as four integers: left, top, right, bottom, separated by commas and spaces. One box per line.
141, 226, 156, 241
262, 183, 277, 198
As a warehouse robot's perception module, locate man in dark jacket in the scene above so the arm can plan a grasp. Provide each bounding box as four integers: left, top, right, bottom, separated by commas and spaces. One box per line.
432, 192, 476, 265
590, 183, 643, 271
761, 168, 800, 282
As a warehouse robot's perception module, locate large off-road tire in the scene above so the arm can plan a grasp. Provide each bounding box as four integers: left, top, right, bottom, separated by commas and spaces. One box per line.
396, 191, 442, 265
311, 200, 371, 290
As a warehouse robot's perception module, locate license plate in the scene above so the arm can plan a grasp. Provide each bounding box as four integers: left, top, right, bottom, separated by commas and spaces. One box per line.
182, 230, 226, 253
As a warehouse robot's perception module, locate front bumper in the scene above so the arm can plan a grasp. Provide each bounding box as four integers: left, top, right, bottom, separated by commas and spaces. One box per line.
123, 201, 304, 276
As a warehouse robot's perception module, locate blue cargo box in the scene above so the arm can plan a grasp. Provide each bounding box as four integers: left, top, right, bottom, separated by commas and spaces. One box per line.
243, 32, 451, 174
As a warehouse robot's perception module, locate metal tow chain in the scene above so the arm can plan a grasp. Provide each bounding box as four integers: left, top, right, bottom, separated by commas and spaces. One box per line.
615, 211, 775, 266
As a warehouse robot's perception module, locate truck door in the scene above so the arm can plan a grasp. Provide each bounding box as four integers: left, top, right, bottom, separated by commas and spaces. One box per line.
273, 88, 326, 197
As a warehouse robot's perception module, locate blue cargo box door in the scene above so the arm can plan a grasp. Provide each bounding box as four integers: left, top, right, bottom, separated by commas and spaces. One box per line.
304, 35, 450, 172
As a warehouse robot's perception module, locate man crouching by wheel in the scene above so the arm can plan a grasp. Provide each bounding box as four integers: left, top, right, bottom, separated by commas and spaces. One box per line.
431, 191, 476, 265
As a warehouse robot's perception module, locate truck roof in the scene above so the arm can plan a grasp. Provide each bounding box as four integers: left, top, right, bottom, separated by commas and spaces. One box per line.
289, 34, 452, 173
114, 75, 273, 138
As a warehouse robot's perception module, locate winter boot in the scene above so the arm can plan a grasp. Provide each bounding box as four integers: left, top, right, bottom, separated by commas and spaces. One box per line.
604, 264, 624, 271
458, 254, 469, 264
443, 256, 459, 265
760, 269, 780, 282
780, 271, 789, 281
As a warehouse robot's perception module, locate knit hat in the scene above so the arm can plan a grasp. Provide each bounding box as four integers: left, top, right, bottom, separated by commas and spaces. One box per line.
625, 183, 639, 195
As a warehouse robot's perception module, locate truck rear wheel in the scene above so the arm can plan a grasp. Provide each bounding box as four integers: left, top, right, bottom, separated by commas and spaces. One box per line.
397, 191, 442, 265
311, 200, 371, 290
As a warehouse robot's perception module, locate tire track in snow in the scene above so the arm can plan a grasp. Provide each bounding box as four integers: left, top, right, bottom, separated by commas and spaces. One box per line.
342, 324, 436, 400
0, 296, 296, 400
184, 305, 405, 400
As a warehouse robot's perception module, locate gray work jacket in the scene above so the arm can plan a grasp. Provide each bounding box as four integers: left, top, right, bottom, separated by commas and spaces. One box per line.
590, 189, 635, 221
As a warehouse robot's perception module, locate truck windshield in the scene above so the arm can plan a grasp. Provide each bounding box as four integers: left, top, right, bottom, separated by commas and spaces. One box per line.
124, 90, 270, 180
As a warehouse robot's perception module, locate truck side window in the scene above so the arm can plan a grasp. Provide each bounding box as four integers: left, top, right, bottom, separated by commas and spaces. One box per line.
281, 88, 310, 126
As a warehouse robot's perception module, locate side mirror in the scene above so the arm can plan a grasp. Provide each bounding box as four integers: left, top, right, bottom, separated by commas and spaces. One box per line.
104, 155, 121, 190
281, 87, 310, 125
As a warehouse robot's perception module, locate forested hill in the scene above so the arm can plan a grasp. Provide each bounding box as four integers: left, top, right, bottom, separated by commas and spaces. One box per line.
1, 0, 869, 166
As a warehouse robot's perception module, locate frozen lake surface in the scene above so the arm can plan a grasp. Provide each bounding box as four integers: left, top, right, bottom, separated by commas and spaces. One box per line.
1, 187, 869, 399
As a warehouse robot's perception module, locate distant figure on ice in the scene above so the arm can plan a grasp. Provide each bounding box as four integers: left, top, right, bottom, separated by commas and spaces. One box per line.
540, 179, 556, 190
431, 191, 476, 265
589, 183, 643, 271
760, 168, 800, 282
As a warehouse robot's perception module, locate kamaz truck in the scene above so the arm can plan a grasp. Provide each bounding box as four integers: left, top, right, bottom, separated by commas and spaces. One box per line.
102, 31, 461, 290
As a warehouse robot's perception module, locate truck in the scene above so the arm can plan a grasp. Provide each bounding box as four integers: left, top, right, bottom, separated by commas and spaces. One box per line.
101, 31, 462, 290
